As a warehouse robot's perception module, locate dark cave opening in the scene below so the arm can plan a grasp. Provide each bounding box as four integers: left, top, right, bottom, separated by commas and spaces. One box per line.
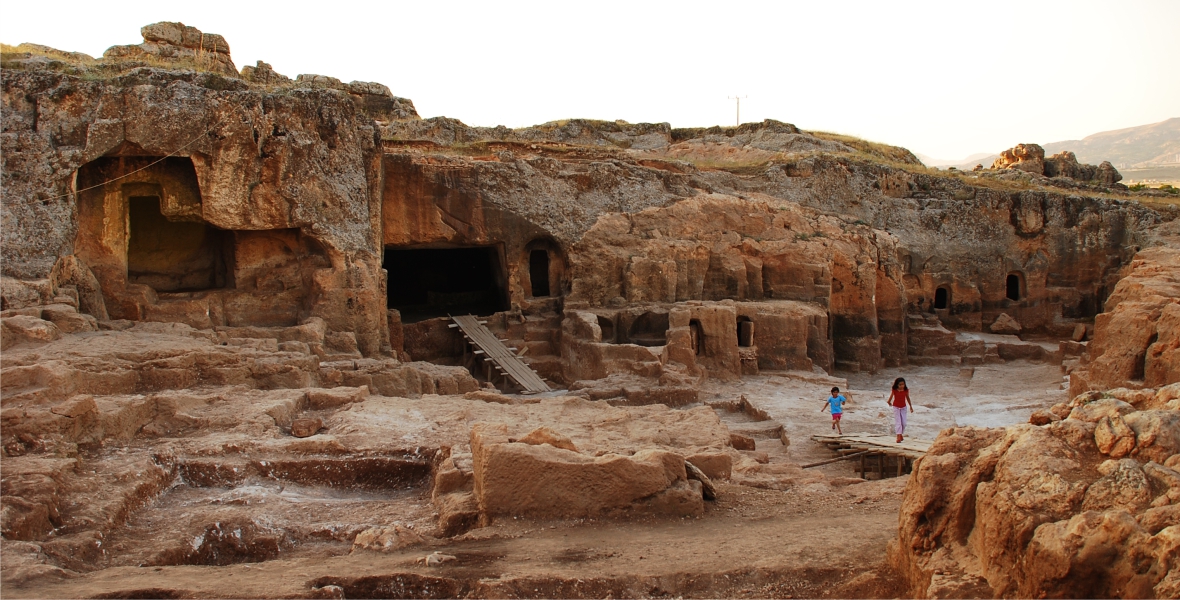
384, 246, 510, 323
934, 287, 950, 310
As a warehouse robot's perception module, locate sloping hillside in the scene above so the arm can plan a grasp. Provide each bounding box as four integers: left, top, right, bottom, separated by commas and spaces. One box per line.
942, 117, 1180, 170
1043, 117, 1180, 168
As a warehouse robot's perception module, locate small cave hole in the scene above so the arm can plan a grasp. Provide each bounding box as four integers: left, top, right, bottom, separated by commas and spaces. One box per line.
598, 315, 616, 343
737, 317, 754, 347
690, 319, 705, 356
1006, 272, 1023, 301
529, 249, 551, 297
934, 287, 950, 310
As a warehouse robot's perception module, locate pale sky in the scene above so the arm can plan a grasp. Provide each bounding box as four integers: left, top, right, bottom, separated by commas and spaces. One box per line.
2, 0, 1177, 160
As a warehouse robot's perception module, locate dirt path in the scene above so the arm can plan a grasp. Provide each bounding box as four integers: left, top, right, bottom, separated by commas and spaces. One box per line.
12, 481, 907, 599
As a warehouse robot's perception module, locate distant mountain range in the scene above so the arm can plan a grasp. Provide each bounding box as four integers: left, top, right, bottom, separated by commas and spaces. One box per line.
919, 117, 1180, 170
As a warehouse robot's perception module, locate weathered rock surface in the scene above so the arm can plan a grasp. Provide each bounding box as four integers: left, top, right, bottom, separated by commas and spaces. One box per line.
104, 22, 237, 75
470, 422, 704, 521
992, 143, 1046, 174
891, 394, 1180, 598
1072, 246, 1180, 395
991, 143, 1124, 187
988, 312, 1021, 335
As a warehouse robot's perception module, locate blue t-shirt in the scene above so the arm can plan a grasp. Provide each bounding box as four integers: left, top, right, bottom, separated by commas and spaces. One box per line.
826, 395, 846, 414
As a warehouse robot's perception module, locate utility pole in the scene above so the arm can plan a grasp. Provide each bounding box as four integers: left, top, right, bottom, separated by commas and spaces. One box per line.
728, 95, 746, 127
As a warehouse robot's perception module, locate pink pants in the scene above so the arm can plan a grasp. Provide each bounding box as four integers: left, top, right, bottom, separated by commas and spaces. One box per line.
893, 406, 908, 435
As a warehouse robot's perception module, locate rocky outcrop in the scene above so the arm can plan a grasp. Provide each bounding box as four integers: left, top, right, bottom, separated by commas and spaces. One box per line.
1, 51, 389, 353
1071, 246, 1180, 395
891, 388, 1180, 598
992, 143, 1123, 186
991, 143, 1045, 174
1046, 150, 1123, 185
103, 22, 237, 76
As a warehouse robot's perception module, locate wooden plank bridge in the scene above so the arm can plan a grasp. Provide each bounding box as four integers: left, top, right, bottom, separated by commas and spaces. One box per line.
449, 314, 551, 394
809, 434, 933, 480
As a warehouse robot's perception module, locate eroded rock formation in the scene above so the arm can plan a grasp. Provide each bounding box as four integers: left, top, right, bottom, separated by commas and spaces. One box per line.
991, 142, 1123, 186
891, 386, 1180, 598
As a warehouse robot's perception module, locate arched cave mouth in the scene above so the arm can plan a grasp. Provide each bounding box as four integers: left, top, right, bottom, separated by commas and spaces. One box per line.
384, 245, 510, 323
1006, 272, 1023, 301
934, 287, 950, 310
529, 250, 550, 297
75, 153, 233, 295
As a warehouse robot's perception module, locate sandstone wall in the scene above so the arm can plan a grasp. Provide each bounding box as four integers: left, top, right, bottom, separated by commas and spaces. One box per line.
566, 194, 901, 372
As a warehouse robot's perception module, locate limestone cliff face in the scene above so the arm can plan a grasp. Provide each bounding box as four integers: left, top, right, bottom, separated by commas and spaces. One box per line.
736, 156, 1166, 332
565, 193, 903, 372
1, 66, 387, 353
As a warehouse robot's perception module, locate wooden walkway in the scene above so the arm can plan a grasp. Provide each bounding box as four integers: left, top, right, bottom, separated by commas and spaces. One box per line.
449, 314, 551, 394
809, 434, 933, 479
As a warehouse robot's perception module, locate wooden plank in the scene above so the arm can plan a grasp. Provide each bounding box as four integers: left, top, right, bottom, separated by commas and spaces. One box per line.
451, 314, 550, 393
801, 450, 872, 469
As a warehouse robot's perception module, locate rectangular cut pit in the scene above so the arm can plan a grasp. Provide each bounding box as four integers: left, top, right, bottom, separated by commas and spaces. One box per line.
99, 480, 436, 568
176, 455, 434, 489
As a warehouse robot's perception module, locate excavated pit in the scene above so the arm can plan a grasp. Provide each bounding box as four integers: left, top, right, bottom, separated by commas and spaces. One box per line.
96, 455, 437, 569
174, 455, 433, 489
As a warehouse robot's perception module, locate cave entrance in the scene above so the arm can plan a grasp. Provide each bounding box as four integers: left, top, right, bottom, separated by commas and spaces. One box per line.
529, 250, 550, 297
522, 238, 566, 299
690, 319, 705, 356
127, 195, 230, 292
1006, 272, 1023, 301
737, 316, 754, 347
627, 311, 669, 347
934, 287, 950, 310
384, 245, 510, 323
598, 315, 616, 343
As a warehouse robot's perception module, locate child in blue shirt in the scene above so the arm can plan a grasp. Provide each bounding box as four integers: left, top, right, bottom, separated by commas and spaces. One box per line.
821, 387, 850, 434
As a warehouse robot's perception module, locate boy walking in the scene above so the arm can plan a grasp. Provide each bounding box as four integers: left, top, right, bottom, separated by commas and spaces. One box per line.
821, 387, 850, 434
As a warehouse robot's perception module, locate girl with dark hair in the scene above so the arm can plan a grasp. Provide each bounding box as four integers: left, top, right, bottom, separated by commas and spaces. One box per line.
887, 377, 914, 443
